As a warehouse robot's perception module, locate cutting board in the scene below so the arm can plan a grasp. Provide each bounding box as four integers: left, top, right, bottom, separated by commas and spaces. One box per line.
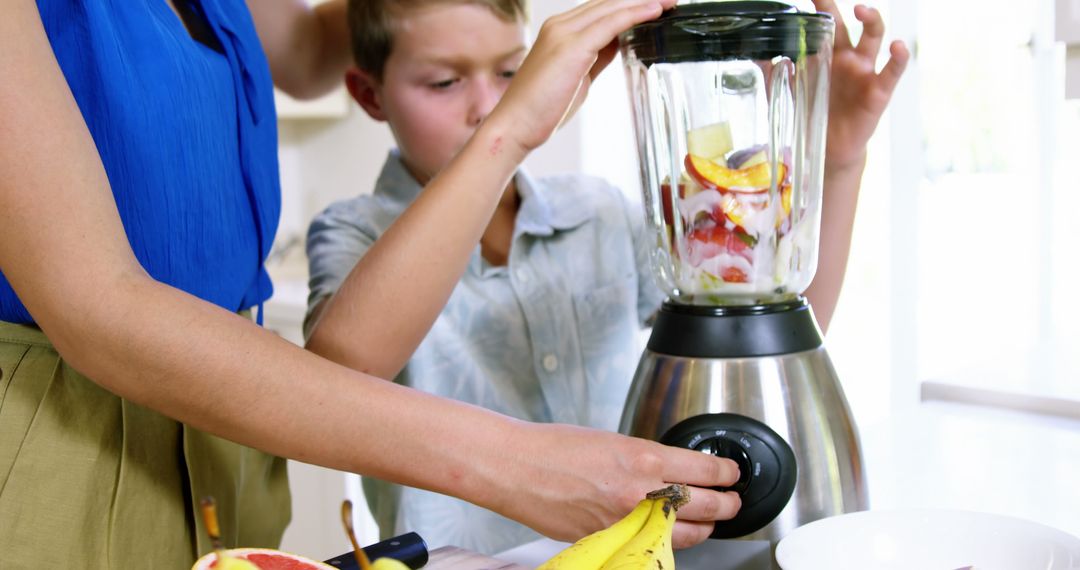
425, 546, 529, 570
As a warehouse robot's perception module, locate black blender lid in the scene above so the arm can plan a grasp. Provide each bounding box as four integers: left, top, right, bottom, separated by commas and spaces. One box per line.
666, 1, 803, 15
620, 1, 834, 65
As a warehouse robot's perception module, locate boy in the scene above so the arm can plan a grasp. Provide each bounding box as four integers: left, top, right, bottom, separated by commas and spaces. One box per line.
305, 0, 908, 555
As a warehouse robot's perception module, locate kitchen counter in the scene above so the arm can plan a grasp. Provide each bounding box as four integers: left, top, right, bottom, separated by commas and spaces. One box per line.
496, 400, 1080, 567
861, 400, 1080, 539
425, 546, 528, 570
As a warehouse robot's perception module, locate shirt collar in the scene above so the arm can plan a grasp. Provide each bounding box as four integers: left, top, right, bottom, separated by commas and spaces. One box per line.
514, 169, 593, 236
372, 151, 595, 237
371, 150, 424, 209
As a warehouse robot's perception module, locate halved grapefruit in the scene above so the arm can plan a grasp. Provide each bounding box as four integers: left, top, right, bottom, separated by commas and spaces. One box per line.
192, 548, 336, 570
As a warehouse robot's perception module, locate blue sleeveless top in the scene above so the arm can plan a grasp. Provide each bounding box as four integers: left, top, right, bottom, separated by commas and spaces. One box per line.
0, 0, 281, 324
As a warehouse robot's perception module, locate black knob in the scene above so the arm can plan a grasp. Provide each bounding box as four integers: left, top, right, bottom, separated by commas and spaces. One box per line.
660, 413, 797, 539
694, 436, 753, 495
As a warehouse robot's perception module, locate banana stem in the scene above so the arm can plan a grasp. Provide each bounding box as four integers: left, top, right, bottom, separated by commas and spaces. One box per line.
646, 484, 691, 511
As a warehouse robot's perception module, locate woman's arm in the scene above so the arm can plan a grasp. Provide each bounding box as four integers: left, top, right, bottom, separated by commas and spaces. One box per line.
0, 0, 501, 493
1, 0, 738, 548
246, 0, 351, 99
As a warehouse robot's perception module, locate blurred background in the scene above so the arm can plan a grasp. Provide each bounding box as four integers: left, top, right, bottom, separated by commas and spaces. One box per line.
265, 0, 1080, 559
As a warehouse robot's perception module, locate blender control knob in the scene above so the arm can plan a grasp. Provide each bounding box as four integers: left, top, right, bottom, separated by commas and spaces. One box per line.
694, 437, 752, 495
659, 413, 797, 540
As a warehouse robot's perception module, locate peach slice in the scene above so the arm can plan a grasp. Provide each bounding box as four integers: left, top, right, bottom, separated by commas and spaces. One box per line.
685, 154, 787, 194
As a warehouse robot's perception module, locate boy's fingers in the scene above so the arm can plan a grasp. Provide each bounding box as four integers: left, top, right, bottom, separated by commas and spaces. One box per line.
574, 0, 675, 26
813, 0, 853, 51
589, 39, 620, 83
876, 40, 910, 95
549, 0, 653, 32
543, 0, 604, 28
854, 5, 885, 61
561, 0, 671, 41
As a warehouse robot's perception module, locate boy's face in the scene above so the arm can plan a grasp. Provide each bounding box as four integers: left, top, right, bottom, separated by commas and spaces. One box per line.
348, 3, 527, 185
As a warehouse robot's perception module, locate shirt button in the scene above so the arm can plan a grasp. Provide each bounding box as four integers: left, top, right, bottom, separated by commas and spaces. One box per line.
542, 354, 559, 372
516, 269, 529, 283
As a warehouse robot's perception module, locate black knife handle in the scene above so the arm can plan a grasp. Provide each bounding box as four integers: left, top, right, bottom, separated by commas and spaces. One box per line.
323, 532, 429, 570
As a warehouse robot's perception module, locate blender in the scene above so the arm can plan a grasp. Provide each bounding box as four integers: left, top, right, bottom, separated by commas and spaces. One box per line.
618, 0, 867, 545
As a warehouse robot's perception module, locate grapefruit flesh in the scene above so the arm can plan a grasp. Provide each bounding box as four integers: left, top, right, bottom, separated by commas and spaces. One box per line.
193, 548, 336, 570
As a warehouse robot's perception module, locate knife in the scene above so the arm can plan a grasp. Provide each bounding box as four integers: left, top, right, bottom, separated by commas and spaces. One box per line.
324, 532, 429, 570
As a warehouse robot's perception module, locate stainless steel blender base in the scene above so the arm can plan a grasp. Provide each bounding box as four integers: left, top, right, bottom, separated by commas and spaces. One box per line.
620, 346, 869, 544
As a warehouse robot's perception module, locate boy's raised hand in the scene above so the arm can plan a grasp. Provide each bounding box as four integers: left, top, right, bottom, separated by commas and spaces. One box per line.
485, 0, 677, 158
813, 1, 910, 170
800, 2, 909, 331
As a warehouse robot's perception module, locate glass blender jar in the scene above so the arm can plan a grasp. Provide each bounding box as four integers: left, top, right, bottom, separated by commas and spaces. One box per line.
623, 0, 833, 306
618, 1, 868, 548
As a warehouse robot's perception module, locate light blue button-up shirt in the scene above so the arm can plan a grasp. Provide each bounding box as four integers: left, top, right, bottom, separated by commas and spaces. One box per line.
305, 152, 665, 555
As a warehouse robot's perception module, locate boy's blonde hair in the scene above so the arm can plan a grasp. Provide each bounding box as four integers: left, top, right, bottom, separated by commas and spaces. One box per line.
348, 0, 530, 80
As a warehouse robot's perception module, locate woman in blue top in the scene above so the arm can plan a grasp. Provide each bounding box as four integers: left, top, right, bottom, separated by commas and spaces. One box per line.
0, 0, 743, 566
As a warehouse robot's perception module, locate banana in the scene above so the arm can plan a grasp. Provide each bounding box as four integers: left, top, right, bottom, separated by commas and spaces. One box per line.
597, 497, 676, 570
535, 498, 655, 570
537, 485, 689, 570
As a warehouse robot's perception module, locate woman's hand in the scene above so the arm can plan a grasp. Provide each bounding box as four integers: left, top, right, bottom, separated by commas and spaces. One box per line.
488, 423, 741, 550
484, 0, 677, 160
814, 1, 910, 172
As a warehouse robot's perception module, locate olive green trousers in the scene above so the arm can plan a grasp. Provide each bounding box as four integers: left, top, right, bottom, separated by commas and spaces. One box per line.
0, 320, 290, 568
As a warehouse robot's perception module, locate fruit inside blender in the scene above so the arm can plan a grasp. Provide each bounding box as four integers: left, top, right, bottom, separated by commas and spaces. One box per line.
657, 111, 816, 304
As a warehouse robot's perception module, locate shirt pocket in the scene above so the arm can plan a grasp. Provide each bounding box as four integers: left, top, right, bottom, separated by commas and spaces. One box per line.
570, 275, 641, 430
571, 276, 637, 347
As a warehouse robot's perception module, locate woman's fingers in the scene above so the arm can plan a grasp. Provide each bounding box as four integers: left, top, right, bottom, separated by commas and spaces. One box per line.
656, 445, 743, 547
672, 520, 722, 550
670, 488, 741, 548
675, 487, 742, 523
661, 446, 741, 489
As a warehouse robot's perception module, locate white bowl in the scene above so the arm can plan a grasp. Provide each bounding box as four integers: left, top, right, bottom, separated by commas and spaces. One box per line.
775, 509, 1080, 570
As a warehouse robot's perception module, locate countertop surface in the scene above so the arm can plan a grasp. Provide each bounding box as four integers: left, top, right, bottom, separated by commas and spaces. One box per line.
495, 400, 1080, 568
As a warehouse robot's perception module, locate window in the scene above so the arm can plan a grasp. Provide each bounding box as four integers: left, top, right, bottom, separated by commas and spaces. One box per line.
851, 0, 1080, 417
